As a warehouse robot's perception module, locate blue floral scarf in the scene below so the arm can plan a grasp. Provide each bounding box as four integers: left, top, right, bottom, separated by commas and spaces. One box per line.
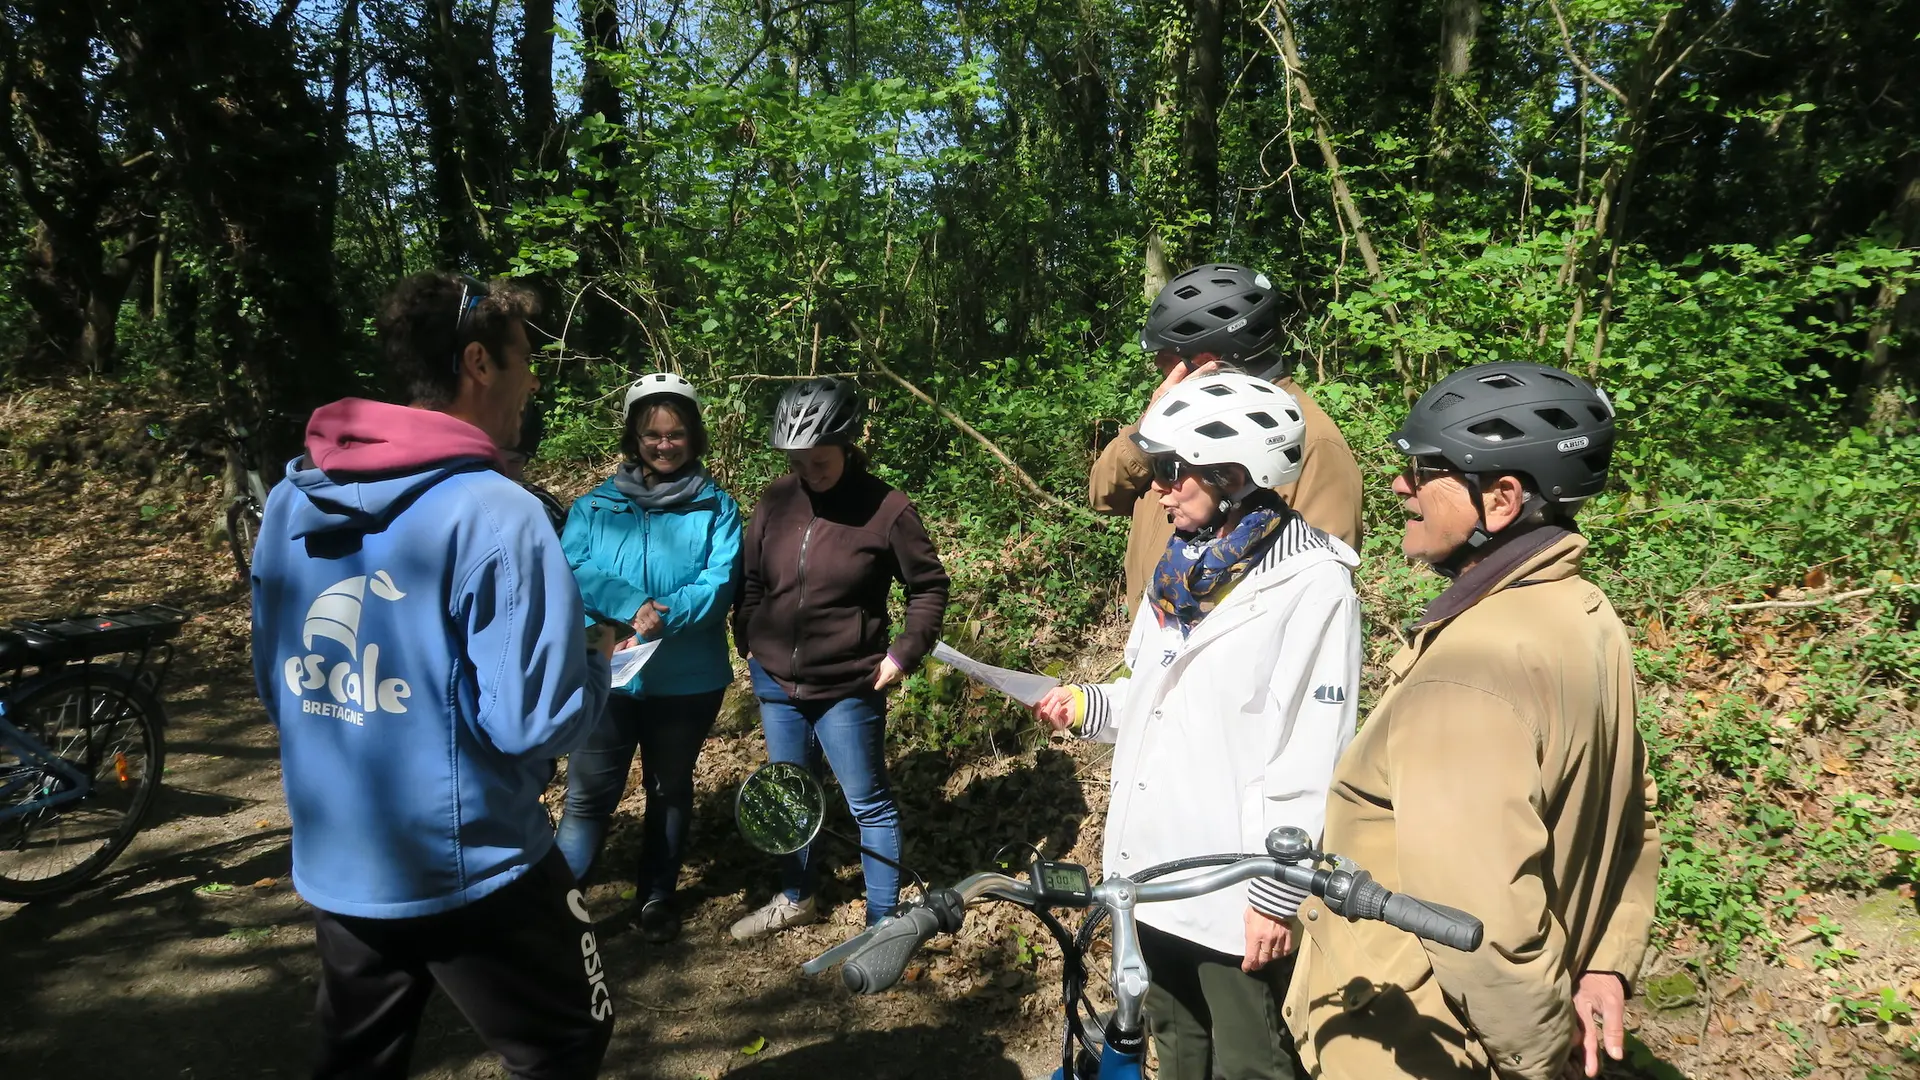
1149, 492, 1291, 631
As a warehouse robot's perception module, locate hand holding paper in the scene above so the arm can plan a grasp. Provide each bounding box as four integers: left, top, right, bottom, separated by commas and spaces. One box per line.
609, 639, 662, 686
930, 641, 1058, 707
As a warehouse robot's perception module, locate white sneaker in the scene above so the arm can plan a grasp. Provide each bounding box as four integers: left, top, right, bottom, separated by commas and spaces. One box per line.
729, 894, 820, 940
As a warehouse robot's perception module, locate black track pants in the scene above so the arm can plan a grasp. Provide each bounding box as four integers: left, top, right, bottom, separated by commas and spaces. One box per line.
309, 847, 615, 1080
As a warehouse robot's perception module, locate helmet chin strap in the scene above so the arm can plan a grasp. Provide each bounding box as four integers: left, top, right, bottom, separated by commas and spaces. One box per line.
1433, 475, 1548, 579
1176, 475, 1260, 543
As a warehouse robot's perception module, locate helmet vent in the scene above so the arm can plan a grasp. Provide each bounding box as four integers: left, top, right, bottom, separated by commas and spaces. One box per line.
1284, 446, 1302, 464
1430, 391, 1466, 411
1468, 418, 1526, 442
1207, 304, 1241, 320
1540, 372, 1576, 388
1588, 405, 1610, 423
1170, 319, 1205, 335
1247, 411, 1279, 429
1250, 382, 1276, 393
1286, 408, 1301, 422
1195, 421, 1237, 439
1174, 285, 1202, 300
1476, 372, 1524, 390
1201, 384, 1235, 397
1535, 408, 1579, 431
1162, 400, 1191, 416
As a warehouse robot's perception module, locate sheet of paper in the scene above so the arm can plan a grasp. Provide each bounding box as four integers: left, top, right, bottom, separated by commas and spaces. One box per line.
609, 639, 662, 686
931, 641, 1059, 707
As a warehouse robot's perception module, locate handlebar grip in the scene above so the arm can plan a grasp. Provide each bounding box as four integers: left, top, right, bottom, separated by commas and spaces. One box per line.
1381, 892, 1484, 952
842, 906, 945, 994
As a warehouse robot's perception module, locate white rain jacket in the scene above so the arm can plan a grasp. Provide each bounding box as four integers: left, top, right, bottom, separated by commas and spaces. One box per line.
1072, 514, 1362, 957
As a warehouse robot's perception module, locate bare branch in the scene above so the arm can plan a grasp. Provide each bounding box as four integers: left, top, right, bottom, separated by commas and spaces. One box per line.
1546, 0, 1629, 106
1727, 584, 1919, 612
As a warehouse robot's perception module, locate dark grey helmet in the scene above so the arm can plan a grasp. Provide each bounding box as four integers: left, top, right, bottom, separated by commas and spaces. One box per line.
1392, 361, 1616, 504
1140, 263, 1284, 364
770, 376, 861, 450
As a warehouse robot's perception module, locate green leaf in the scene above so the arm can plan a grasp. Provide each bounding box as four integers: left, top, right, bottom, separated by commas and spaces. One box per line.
701, 317, 720, 333
196, 882, 235, 894
740, 1035, 767, 1056
1878, 830, 1920, 852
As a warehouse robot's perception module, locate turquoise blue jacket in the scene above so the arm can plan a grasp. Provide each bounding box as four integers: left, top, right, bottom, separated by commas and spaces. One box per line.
561, 473, 742, 697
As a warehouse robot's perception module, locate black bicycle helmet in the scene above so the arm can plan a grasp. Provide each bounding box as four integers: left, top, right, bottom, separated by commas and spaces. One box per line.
770, 376, 861, 450
1139, 263, 1284, 364
1391, 361, 1616, 505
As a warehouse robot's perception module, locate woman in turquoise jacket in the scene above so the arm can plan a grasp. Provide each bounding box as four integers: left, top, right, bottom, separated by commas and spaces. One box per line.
557, 372, 742, 943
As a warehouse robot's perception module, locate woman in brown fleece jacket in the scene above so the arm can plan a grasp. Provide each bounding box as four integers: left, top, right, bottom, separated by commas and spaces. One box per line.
729, 377, 950, 939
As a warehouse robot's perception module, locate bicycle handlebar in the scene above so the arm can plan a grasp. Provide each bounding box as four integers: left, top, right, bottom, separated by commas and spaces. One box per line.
1380, 892, 1484, 952
842, 906, 946, 994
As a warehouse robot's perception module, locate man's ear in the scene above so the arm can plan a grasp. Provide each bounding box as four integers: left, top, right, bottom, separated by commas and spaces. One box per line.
1483, 473, 1530, 531
456, 340, 492, 385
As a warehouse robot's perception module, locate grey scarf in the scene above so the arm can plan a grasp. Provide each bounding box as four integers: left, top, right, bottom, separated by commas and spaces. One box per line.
612, 462, 709, 509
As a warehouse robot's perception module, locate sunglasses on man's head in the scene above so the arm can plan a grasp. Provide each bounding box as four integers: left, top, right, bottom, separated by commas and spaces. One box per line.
1399, 456, 1460, 489
452, 274, 488, 373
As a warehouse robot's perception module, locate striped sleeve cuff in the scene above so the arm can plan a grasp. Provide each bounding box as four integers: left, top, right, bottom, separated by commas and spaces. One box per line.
1069, 683, 1115, 740
1249, 875, 1312, 921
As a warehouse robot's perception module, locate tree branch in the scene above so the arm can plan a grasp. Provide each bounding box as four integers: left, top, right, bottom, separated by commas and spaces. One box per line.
1259, 0, 1411, 386
1727, 584, 1920, 612
1546, 0, 1629, 106
832, 300, 1084, 514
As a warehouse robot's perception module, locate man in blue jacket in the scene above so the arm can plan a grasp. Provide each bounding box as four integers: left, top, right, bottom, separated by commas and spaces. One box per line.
250, 272, 616, 1080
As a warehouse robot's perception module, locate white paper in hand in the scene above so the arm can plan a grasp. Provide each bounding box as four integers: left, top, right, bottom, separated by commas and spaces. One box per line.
609, 639, 662, 686
930, 641, 1058, 707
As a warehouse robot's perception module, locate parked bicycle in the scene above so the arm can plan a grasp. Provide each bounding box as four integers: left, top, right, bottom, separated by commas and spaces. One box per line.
221, 418, 273, 581
735, 762, 1485, 1080
0, 603, 190, 903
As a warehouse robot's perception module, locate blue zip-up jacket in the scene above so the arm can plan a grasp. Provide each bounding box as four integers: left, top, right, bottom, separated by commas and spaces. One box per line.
561, 472, 742, 697
250, 399, 610, 918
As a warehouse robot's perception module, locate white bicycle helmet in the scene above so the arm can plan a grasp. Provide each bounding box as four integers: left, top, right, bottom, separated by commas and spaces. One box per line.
1134, 372, 1307, 491
623, 372, 699, 419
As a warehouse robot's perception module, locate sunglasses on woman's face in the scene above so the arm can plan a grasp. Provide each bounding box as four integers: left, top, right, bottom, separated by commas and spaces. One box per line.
1148, 454, 1199, 487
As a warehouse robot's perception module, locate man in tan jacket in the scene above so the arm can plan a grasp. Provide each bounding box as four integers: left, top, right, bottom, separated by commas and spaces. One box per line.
1091, 264, 1363, 614
1285, 361, 1659, 1080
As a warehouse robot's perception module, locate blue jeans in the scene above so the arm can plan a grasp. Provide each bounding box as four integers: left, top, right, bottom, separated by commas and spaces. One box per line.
748, 660, 902, 925
556, 689, 724, 902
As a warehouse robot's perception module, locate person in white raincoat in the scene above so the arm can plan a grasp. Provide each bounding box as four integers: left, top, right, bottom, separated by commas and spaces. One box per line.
1037, 371, 1362, 1080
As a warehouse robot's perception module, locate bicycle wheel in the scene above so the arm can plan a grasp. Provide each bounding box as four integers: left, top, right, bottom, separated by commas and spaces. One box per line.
227, 497, 262, 580
0, 666, 166, 902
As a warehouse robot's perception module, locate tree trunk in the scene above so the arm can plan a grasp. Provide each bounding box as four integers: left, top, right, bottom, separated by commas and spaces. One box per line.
93, 0, 349, 439
1425, 0, 1480, 196
517, 0, 557, 172
1182, 0, 1225, 244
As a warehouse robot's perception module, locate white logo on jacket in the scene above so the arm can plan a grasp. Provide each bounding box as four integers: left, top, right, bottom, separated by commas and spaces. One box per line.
281, 571, 413, 726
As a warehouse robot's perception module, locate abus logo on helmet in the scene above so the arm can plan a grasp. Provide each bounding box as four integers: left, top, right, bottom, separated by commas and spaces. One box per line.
282, 572, 412, 726
1557, 436, 1591, 453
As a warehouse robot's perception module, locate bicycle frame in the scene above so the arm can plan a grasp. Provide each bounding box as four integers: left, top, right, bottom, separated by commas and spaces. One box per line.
0, 710, 93, 821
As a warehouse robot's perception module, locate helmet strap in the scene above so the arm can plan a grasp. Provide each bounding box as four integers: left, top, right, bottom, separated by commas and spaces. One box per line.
1433, 475, 1550, 578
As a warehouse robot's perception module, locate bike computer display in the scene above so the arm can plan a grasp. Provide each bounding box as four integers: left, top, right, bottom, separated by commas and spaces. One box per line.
1032, 859, 1093, 908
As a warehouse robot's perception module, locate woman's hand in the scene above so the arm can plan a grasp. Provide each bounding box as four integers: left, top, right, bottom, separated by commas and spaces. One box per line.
1242, 906, 1294, 972
872, 655, 905, 691
1033, 686, 1077, 731
632, 600, 667, 641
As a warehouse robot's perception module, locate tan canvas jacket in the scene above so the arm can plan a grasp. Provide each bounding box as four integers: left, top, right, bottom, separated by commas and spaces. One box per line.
1285, 532, 1659, 1080
1089, 376, 1363, 614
